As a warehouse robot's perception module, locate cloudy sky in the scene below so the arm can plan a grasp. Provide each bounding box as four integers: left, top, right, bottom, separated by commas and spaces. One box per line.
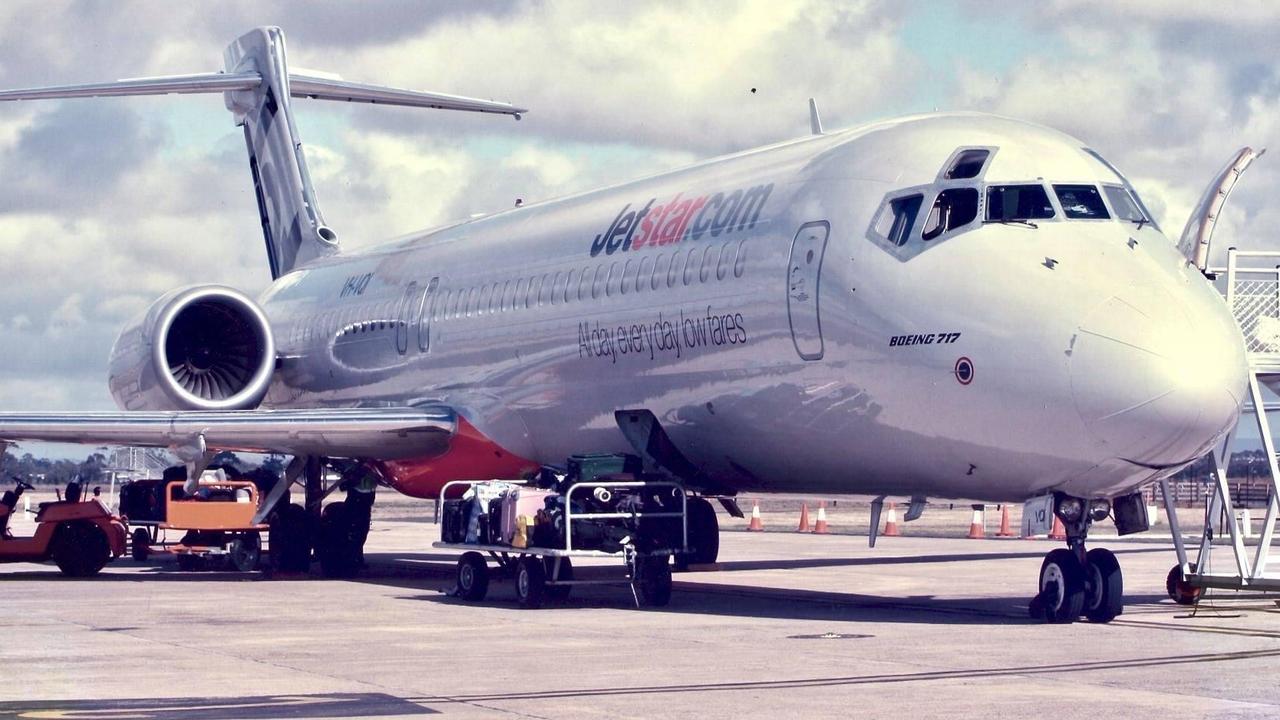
0, 0, 1276, 454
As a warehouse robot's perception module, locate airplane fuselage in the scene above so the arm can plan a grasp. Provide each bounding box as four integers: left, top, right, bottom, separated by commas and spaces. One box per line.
257, 113, 1247, 503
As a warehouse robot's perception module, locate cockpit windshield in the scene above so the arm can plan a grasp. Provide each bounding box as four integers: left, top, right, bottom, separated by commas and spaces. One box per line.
1053, 184, 1110, 219
1101, 184, 1148, 225
986, 184, 1055, 222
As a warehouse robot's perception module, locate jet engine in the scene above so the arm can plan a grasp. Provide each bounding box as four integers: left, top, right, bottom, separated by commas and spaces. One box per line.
108, 285, 276, 411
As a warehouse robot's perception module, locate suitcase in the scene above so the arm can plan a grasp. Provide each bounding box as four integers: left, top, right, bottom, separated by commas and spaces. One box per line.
441, 499, 468, 543
498, 488, 555, 545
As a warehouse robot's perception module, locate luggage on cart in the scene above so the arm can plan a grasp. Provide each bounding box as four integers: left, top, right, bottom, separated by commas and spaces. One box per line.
566, 454, 641, 485
442, 499, 468, 544
498, 488, 555, 546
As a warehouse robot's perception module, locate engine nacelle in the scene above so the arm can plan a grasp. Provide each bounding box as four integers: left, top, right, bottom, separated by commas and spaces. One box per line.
109, 285, 276, 411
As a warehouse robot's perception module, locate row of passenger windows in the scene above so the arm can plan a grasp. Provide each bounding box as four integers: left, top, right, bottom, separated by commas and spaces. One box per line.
880, 181, 1151, 247
430, 238, 749, 322
295, 238, 752, 347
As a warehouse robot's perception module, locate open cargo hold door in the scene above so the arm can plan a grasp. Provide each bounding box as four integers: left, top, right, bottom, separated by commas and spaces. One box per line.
1179, 147, 1264, 272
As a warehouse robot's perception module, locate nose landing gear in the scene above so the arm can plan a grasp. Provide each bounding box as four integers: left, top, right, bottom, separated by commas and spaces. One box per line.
1030, 494, 1123, 624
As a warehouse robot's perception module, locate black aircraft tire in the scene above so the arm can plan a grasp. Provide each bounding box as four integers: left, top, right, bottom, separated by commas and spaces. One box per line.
675, 497, 720, 571
319, 502, 362, 579
131, 527, 150, 563
270, 503, 311, 574
52, 521, 110, 578
1037, 549, 1085, 623
457, 552, 489, 602
1084, 548, 1124, 623
636, 556, 673, 608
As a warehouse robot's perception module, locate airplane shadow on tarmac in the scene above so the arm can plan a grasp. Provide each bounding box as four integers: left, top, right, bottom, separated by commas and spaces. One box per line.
358, 547, 1173, 626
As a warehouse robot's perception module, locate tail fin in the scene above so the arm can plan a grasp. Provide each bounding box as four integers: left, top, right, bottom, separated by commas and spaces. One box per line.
0, 26, 525, 279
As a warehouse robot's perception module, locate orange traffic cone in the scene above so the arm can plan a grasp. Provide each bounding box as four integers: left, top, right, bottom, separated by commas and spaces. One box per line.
967, 506, 985, 539
882, 502, 900, 537
747, 500, 764, 531
1049, 515, 1066, 540
997, 505, 1015, 537
797, 503, 811, 533
813, 501, 829, 534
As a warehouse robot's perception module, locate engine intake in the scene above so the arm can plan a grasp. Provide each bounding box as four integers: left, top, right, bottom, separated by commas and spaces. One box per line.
109, 286, 276, 411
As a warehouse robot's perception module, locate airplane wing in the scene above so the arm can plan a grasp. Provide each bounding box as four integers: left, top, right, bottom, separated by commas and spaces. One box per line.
0, 406, 456, 460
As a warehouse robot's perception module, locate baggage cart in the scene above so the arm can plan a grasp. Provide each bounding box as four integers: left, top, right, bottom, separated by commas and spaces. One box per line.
124, 478, 268, 571
432, 478, 688, 608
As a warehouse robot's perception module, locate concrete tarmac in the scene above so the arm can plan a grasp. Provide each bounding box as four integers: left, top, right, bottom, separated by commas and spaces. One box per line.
1, 516, 1278, 719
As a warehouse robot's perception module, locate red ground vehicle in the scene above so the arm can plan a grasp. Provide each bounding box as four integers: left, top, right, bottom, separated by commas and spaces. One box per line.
0, 477, 128, 576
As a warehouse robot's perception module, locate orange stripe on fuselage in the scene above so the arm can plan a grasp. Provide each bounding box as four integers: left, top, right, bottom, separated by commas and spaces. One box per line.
374, 416, 538, 499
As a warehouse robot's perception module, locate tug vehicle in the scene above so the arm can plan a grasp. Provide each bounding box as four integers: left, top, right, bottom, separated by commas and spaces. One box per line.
0, 477, 127, 576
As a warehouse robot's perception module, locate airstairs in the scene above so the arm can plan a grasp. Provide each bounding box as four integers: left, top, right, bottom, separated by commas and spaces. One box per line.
1168, 248, 1280, 592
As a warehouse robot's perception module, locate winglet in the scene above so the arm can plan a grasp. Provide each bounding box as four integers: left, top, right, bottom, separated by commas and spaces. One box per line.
808, 98, 823, 136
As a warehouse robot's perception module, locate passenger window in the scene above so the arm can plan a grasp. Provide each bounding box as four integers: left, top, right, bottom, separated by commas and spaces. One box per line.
683, 248, 697, 285
538, 274, 551, 306
1054, 184, 1110, 219
606, 263, 619, 297
478, 284, 491, 315
945, 149, 990, 180
490, 282, 501, 313
734, 239, 748, 278
877, 194, 923, 246
699, 245, 715, 283
579, 266, 591, 301
717, 241, 732, 280
550, 272, 563, 305
668, 252, 681, 287
514, 279, 526, 310
922, 188, 979, 241
652, 254, 666, 290
591, 265, 603, 299
621, 260, 635, 295
986, 185, 1055, 221
637, 256, 652, 293
565, 269, 577, 303
1101, 184, 1146, 224
467, 288, 478, 317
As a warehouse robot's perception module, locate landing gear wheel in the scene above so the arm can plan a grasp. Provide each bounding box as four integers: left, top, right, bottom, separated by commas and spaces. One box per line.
1166, 562, 1200, 606
456, 552, 489, 601
1084, 548, 1123, 623
229, 532, 261, 572
675, 497, 720, 571
545, 557, 573, 600
269, 503, 311, 574
131, 527, 150, 562
1036, 549, 1085, 623
515, 555, 546, 609
52, 521, 110, 577
635, 555, 673, 607
318, 501, 361, 579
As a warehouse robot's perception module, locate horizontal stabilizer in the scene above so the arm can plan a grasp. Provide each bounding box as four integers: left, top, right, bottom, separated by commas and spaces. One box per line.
0, 72, 525, 117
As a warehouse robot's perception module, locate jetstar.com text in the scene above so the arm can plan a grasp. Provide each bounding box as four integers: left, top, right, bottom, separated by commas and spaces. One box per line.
589, 183, 773, 257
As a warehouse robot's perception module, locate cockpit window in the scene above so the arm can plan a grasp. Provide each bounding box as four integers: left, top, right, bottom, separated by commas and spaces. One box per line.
1053, 184, 1110, 219
922, 188, 979, 240
986, 185, 1055, 221
944, 149, 990, 180
1101, 184, 1148, 224
875, 194, 923, 246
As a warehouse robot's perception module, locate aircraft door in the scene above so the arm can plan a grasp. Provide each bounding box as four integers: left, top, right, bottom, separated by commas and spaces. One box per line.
787, 221, 829, 361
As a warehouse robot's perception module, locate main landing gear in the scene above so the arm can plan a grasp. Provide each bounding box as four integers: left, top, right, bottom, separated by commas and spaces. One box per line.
674, 496, 719, 571
1030, 494, 1124, 624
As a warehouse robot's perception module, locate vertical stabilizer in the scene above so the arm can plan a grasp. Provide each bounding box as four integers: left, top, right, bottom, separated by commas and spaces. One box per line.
224, 27, 338, 279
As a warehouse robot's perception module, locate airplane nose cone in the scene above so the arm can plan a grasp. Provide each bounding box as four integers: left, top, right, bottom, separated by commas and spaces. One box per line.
1070, 285, 1246, 466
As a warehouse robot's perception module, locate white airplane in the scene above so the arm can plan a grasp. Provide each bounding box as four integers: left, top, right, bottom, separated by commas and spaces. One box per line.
0, 27, 1255, 623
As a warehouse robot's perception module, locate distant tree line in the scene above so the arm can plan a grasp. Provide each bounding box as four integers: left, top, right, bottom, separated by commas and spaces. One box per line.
0, 449, 287, 487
